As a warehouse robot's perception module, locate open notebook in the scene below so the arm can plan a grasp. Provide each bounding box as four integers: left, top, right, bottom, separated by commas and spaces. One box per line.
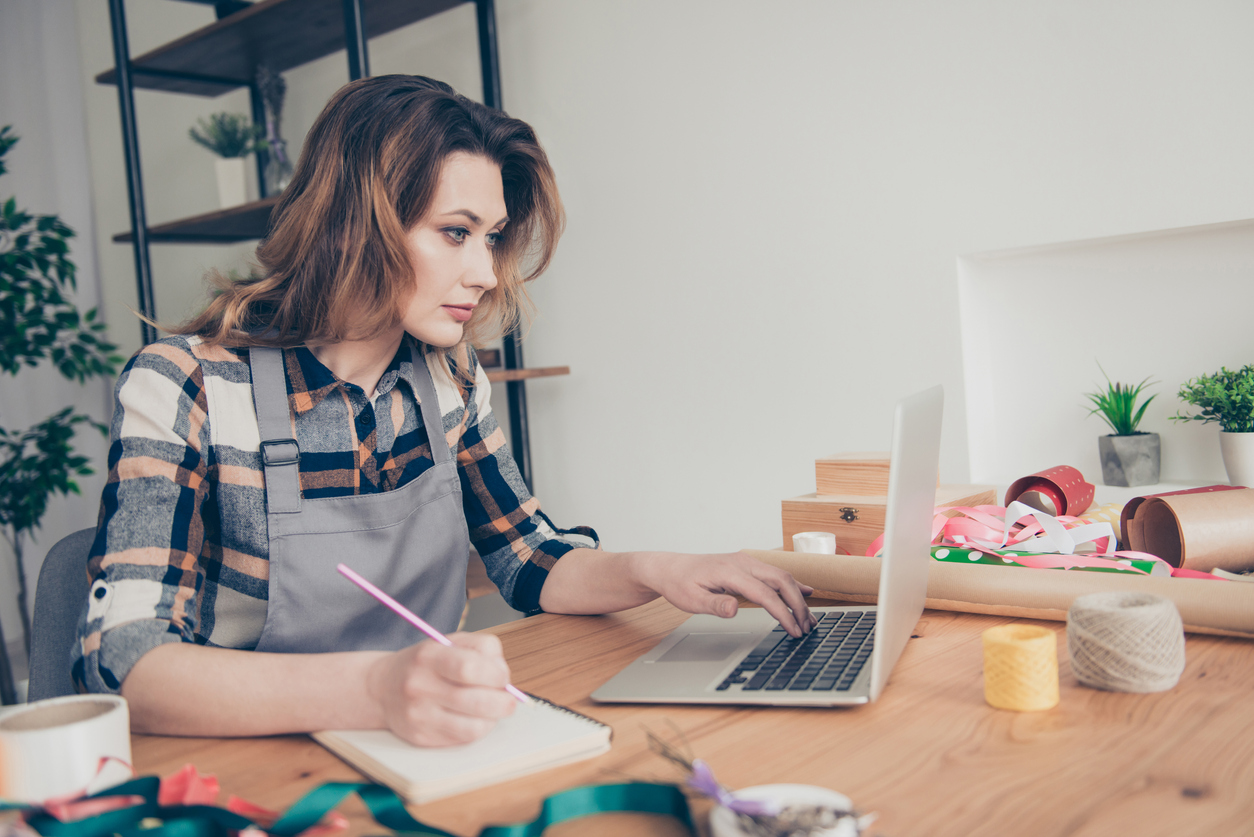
313, 696, 612, 804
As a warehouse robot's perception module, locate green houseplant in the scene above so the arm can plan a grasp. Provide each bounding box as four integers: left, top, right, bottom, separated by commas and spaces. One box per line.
189, 112, 266, 209
0, 127, 122, 703
1173, 364, 1254, 486
1083, 370, 1159, 487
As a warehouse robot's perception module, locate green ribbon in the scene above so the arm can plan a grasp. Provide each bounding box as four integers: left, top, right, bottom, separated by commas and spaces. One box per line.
478, 783, 693, 837
4, 779, 692, 837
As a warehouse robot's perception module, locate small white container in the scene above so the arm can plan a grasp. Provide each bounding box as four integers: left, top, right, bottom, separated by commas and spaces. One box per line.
215, 156, 248, 208
709, 784, 862, 837
792, 531, 837, 554
0, 694, 131, 802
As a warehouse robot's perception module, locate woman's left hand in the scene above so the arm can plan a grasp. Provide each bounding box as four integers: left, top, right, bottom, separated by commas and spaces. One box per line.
629, 551, 816, 637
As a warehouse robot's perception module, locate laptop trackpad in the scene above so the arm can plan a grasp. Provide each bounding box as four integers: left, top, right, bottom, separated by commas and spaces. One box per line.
657, 632, 755, 663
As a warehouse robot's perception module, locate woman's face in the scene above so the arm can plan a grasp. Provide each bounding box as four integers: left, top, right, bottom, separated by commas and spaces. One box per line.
400, 152, 507, 348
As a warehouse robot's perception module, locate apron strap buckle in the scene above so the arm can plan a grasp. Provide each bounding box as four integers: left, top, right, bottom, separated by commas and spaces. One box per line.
261, 438, 301, 467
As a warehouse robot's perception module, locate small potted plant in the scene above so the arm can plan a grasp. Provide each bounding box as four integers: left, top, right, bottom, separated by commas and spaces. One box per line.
1084, 370, 1158, 487
1172, 364, 1254, 487
189, 112, 266, 208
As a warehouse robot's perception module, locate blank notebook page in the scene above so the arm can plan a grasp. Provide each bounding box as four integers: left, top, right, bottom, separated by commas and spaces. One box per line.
313, 697, 612, 804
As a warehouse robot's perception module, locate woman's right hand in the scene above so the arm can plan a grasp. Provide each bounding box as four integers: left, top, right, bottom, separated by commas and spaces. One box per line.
366, 632, 518, 746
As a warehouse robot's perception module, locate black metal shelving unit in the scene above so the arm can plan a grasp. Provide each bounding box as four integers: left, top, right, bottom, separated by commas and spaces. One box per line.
100, 0, 554, 486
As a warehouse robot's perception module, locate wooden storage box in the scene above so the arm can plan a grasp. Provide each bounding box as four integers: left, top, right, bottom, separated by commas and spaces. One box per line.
815, 452, 892, 495
815, 451, 942, 495
782, 484, 996, 556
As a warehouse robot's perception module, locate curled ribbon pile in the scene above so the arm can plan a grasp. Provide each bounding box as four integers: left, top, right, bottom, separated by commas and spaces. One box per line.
932, 500, 1172, 575
870, 501, 1175, 577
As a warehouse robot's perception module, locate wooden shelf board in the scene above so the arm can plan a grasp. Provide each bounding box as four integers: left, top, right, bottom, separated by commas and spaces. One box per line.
113, 196, 279, 244
96, 0, 466, 96
485, 366, 570, 383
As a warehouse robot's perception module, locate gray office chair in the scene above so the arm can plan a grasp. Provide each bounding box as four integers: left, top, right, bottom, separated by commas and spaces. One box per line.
28, 527, 95, 701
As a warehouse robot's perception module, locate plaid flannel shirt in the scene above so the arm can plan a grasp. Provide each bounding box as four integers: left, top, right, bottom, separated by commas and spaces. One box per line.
74, 335, 594, 694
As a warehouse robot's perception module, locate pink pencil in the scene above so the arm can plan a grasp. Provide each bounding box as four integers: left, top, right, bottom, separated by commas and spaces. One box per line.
337, 563, 531, 704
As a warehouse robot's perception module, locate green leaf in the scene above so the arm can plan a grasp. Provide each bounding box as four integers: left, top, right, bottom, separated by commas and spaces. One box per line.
1083, 369, 1157, 436
0, 409, 99, 533
189, 112, 266, 158
1173, 365, 1254, 433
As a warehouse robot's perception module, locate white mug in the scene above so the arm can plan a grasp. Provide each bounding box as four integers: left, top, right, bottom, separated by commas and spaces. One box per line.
0, 694, 131, 802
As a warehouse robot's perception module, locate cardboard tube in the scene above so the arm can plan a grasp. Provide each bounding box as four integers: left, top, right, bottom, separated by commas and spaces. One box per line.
743, 549, 1254, 638
1136, 489, 1254, 573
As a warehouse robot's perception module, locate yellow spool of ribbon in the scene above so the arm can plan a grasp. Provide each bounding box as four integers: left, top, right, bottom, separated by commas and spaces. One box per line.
982, 624, 1059, 711
1075, 502, 1122, 529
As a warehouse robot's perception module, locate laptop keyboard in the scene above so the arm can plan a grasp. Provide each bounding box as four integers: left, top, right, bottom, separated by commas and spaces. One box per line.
715, 610, 876, 692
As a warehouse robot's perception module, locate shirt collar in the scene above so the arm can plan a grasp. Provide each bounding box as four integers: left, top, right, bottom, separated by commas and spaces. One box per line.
285, 338, 414, 415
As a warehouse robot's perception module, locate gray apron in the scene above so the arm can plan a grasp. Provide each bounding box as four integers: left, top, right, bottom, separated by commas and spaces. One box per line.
248, 345, 469, 654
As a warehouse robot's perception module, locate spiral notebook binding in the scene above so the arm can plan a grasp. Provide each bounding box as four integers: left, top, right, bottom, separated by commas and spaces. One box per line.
526, 693, 614, 738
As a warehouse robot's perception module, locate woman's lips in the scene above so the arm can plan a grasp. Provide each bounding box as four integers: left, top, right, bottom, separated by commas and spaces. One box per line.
443, 305, 474, 322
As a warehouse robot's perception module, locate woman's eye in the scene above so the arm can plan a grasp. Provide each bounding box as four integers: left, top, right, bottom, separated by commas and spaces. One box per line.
486, 232, 503, 248
444, 227, 469, 243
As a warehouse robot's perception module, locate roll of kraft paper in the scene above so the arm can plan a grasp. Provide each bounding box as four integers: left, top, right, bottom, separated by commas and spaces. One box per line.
742, 549, 1254, 638
0, 694, 131, 802
982, 624, 1059, 711
1120, 485, 1242, 565
1123, 487, 1254, 574
1004, 466, 1094, 517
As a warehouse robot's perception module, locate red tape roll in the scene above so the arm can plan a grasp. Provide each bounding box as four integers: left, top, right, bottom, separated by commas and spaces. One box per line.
1004, 466, 1094, 516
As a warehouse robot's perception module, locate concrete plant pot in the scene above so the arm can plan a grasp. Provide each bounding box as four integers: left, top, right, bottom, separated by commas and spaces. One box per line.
1219, 431, 1254, 487
1098, 432, 1160, 487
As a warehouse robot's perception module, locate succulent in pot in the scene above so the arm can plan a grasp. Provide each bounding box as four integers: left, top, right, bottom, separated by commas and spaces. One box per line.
1084, 370, 1159, 487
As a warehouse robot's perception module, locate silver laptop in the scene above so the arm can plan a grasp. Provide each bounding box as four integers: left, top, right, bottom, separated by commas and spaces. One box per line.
591, 385, 943, 706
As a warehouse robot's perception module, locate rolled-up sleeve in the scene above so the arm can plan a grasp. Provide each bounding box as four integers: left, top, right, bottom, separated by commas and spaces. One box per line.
455, 351, 596, 615
73, 339, 212, 693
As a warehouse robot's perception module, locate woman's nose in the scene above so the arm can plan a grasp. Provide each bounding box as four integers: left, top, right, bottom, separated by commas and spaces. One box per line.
466, 241, 498, 291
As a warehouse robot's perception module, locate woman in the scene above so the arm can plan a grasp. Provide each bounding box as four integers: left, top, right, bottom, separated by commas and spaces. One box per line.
76, 75, 814, 746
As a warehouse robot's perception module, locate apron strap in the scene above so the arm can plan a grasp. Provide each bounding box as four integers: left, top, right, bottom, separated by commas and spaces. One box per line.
250, 346, 302, 514
410, 345, 453, 468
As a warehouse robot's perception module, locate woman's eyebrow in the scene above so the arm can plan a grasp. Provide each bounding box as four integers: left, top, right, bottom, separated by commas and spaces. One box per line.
439, 209, 509, 227
441, 209, 484, 224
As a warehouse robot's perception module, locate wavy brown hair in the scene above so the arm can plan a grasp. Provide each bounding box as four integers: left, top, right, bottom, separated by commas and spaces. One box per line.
174, 75, 563, 354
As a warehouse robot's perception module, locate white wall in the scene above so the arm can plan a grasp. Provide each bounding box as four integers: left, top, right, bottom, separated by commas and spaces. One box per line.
69, 1, 1254, 569
960, 219, 1254, 488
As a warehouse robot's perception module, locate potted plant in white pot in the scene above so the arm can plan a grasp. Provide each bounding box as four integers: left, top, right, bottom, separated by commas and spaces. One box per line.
1173, 365, 1254, 487
1084, 371, 1158, 487
189, 112, 266, 208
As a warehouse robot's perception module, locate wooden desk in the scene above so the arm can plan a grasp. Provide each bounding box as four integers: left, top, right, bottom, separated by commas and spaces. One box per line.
133, 600, 1254, 836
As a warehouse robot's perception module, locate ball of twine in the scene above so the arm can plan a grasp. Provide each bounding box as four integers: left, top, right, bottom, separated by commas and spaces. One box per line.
982, 624, 1059, 711
1066, 592, 1185, 693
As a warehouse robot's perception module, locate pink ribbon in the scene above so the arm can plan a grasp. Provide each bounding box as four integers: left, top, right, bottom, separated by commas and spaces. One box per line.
867, 503, 1172, 576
